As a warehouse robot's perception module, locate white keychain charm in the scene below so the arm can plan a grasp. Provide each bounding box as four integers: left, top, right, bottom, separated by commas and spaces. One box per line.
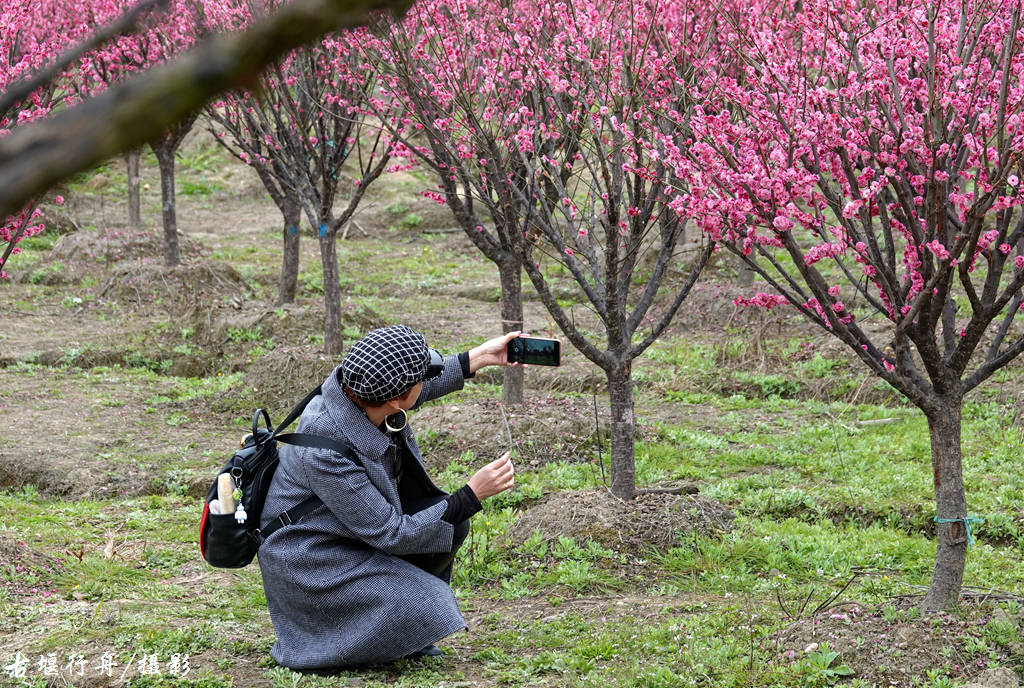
231, 478, 246, 523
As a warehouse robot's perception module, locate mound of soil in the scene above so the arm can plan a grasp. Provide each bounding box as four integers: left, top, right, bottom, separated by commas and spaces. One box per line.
0, 451, 85, 498
50, 228, 204, 265
98, 259, 250, 310
52, 228, 203, 266
236, 346, 338, 411
507, 489, 735, 553
0, 447, 157, 500
773, 599, 1024, 687
183, 301, 319, 347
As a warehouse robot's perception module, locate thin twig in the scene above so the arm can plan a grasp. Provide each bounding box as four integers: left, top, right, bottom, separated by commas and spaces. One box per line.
812, 573, 861, 616
593, 388, 607, 487
775, 588, 794, 620
499, 403, 514, 454
635, 486, 699, 495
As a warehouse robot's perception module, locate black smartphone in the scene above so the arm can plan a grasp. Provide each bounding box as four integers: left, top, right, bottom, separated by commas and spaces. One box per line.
507, 336, 561, 366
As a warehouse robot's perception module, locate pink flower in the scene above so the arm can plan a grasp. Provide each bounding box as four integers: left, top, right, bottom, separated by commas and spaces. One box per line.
54, 195, 65, 206
804, 242, 846, 266
772, 215, 793, 231
1015, 256, 1024, 270
733, 292, 788, 309
925, 240, 951, 260
1009, 175, 1020, 187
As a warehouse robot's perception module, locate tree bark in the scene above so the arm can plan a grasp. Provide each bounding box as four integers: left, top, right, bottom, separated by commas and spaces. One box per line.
737, 256, 754, 286
606, 361, 636, 500
922, 400, 968, 611
277, 200, 302, 305
152, 145, 179, 267
124, 147, 142, 230
498, 256, 524, 405
318, 228, 343, 356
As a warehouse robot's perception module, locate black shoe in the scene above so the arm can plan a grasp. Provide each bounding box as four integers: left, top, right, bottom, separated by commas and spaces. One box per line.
405, 644, 443, 659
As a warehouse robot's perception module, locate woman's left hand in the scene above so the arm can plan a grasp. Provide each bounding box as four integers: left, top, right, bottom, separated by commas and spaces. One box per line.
468, 331, 523, 373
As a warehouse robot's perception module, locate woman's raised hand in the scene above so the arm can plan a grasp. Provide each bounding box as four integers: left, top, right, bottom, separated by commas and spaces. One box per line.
467, 451, 515, 501
467, 331, 523, 373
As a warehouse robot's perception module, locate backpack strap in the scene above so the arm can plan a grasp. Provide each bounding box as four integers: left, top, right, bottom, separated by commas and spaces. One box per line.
257, 410, 361, 542
272, 385, 325, 436
258, 495, 321, 542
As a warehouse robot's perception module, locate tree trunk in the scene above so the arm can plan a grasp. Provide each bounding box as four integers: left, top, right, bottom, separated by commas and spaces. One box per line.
277, 200, 302, 306
922, 400, 967, 611
125, 147, 142, 230
153, 146, 179, 267
318, 227, 343, 356
498, 256, 524, 405
606, 361, 636, 499
737, 256, 754, 286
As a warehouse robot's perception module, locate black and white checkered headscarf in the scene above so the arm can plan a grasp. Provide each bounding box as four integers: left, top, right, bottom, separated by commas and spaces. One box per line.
341, 325, 434, 402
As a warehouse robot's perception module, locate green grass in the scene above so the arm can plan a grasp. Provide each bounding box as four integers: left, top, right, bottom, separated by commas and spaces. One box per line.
3, 166, 1023, 687
3, 392, 1020, 687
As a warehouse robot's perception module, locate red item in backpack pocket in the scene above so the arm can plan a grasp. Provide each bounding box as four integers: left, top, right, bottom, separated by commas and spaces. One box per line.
199, 501, 210, 560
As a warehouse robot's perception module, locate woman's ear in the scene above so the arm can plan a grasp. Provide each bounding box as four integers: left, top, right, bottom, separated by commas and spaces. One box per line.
392, 383, 423, 410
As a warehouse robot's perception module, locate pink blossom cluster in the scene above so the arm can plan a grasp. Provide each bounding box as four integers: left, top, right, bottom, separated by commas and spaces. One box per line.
733, 292, 787, 309
650, 0, 1024, 382
368, 0, 691, 257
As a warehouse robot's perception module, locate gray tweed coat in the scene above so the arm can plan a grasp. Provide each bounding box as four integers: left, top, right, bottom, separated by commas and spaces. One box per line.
257, 355, 467, 669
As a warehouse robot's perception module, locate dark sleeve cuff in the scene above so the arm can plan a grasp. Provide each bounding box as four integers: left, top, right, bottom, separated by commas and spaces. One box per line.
458, 351, 475, 379
441, 484, 483, 524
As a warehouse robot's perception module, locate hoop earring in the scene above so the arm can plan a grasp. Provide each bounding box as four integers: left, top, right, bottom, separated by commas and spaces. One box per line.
384, 409, 408, 433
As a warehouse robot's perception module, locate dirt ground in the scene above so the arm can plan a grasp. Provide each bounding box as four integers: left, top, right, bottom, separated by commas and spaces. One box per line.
3, 135, 1022, 688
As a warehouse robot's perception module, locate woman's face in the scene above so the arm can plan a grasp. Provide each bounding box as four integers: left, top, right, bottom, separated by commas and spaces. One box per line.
396, 382, 423, 411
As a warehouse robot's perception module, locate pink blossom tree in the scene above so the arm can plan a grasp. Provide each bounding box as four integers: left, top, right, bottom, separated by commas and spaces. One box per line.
203, 0, 300, 305
203, 0, 361, 309
205, 80, 306, 304
76, 0, 221, 266
210, 23, 398, 352
69, 0, 176, 229
367, 0, 544, 405
372, 0, 713, 494
669, 0, 1024, 609
0, 0, 415, 241
0, 0, 93, 277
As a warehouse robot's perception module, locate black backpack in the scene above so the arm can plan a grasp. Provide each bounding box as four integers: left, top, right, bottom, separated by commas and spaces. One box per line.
199, 385, 358, 568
